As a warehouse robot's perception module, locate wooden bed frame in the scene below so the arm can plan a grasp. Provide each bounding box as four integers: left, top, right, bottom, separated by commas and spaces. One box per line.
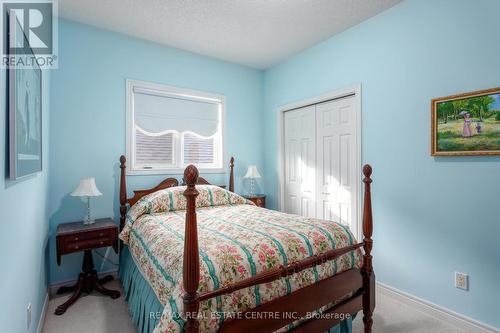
119, 155, 375, 333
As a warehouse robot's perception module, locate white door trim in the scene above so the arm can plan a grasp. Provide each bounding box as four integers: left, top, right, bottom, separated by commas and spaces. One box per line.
277, 84, 362, 239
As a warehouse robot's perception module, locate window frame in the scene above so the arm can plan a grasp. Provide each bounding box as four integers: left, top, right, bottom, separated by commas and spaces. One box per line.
126, 79, 226, 175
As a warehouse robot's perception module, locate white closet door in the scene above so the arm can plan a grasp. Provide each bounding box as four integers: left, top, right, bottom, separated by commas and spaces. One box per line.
316, 97, 357, 230
283, 106, 316, 217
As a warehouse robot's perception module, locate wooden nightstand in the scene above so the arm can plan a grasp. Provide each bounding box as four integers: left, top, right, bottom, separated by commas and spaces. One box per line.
244, 194, 266, 208
55, 218, 120, 315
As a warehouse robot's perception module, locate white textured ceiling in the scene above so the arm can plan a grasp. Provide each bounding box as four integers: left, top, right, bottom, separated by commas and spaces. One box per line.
59, 0, 401, 69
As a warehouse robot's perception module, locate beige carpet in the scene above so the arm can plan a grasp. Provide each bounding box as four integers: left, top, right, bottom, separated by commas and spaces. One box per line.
43, 280, 467, 333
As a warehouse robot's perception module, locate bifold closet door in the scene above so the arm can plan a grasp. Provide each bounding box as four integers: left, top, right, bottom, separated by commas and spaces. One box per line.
316, 97, 357, 230
283, 106, 316, 217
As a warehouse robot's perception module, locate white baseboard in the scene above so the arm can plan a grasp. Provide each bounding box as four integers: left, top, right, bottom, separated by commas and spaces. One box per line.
36, 292, 49, 333
377, 282, 500, 333
48, 269, 119, 298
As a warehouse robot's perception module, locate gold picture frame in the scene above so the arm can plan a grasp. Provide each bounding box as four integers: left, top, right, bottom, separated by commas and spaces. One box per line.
431, 87, 500, 156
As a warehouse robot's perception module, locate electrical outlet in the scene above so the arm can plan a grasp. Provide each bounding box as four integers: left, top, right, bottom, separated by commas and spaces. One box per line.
26, 303, 32, 330
455, 272, 468, 291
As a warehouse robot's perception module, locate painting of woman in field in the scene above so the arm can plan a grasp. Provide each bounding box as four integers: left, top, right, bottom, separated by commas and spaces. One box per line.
432, 87, 500, 156
462, 113, 472, 138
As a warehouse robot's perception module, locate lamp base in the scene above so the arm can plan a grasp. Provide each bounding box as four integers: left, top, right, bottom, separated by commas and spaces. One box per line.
83, 197, 95, 225
248, 179, 256, 197
83, 219, 95, 225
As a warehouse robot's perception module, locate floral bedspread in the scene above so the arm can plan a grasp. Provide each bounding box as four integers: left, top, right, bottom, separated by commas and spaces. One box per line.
120, 185, 362, 333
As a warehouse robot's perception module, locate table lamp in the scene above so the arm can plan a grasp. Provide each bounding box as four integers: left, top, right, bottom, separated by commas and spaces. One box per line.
71, 177, 102, 225
244, 165, 261, 197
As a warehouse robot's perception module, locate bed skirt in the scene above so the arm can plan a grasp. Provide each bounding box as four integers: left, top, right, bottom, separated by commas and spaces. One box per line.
119, 246, 353, 333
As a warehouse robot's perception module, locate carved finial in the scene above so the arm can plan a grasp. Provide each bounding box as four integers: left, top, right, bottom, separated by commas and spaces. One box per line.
120, 155, 126, 166
363, 164, 372, 178
363, 164, 372, 182
184, 165, 199, 186
230, 156, 234, 167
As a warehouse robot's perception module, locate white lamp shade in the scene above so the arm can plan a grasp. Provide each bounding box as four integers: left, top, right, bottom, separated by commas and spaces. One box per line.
244, 165, 261, 179
71, 178, 102, 197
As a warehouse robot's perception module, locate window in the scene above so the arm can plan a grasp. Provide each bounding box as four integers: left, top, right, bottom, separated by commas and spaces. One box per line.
126, 80, 225, 174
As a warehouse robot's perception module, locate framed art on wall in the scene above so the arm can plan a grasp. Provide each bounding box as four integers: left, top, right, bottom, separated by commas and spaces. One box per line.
8, 13, 43, 179
431, 87, 500, 156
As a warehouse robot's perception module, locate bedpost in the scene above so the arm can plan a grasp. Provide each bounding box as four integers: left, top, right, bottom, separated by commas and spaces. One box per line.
361, 164, 375, 333
229, 157, 234, 192
183, 165, 201, 333
119, 155, 127, 233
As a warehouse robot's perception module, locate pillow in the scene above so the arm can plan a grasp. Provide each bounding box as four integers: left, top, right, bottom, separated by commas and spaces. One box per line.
120, 185, 253, 243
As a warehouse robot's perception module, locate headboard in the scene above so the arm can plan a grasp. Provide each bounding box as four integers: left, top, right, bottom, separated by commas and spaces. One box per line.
119, 156, 235, 232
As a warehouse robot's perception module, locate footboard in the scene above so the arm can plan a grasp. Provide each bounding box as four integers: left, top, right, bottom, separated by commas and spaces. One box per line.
181, 165, 375, 333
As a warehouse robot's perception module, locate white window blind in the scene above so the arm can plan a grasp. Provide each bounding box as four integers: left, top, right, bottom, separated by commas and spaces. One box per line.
183, 133, 216, 165
127, 80, 225, 174
135, 130, 174, 166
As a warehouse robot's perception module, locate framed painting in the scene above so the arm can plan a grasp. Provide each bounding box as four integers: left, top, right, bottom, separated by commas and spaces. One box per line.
431, 87, 500, 156
8, 12, 43, 179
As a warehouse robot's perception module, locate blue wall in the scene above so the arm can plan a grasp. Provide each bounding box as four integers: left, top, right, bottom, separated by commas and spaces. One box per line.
0, 69, 50, 332
49, 20, 264, 283
263, 0, 500, 328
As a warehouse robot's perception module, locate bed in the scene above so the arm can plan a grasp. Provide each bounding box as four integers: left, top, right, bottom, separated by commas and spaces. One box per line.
118, 156, 375, 333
